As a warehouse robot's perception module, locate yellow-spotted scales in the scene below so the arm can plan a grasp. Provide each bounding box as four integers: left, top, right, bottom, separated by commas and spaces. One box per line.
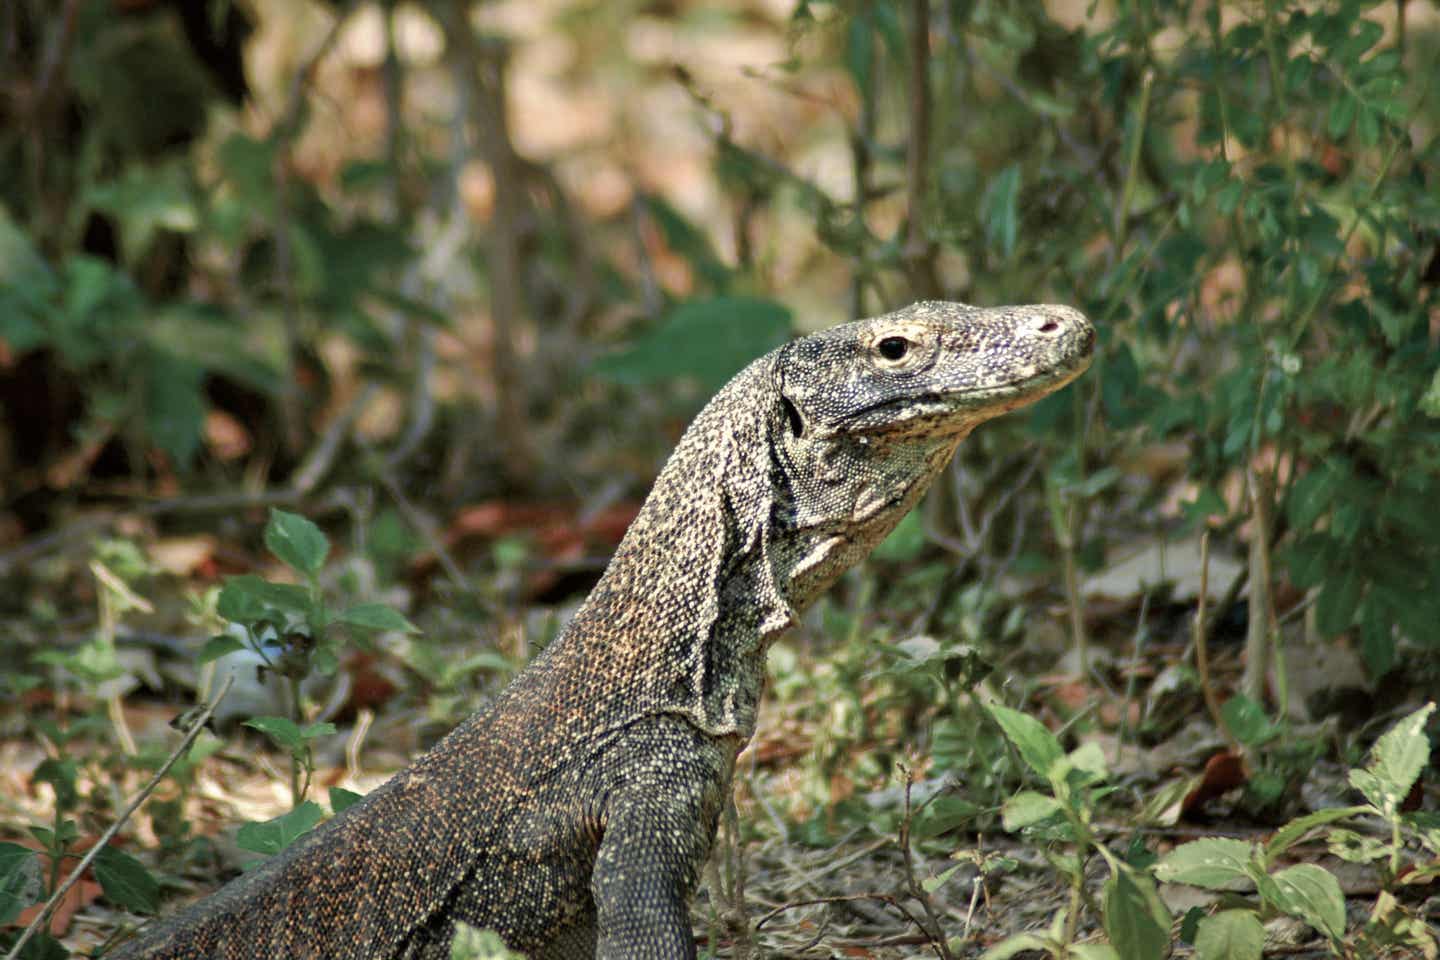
113, 300, 1094, 959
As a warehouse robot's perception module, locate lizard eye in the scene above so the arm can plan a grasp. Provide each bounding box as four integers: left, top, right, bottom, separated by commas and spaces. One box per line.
877, 336, 910, 361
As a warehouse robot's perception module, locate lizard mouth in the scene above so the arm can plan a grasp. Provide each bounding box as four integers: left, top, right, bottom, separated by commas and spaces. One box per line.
838, 348, 1094, 435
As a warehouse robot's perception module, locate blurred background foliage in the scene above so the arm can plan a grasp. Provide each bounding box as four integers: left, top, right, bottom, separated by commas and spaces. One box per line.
3, 0, 1435, 676
2, 0, 1439, 952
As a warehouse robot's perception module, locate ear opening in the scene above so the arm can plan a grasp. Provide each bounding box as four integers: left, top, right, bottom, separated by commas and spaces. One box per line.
780, 395, 805, 438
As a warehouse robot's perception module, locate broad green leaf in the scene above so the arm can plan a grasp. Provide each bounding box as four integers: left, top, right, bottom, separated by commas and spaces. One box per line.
199, 634, 247, 664
216, 579, 268, 622
1266, 806, 1369, 861
244, 716, 304, 753
873, 511, 926, 562
1420, 367, 1440, 418
982, 164, 1022, 259
220, 575, 312, 616
639, 195, 731, 292
1194, 909, 1264, 960
1267, 863, 1346, 940
236, 801, 324, 857
1001, 790, 1063, 831
94, 846, 159, 914
921, 863, 963, 894
330, 787, 363, 815
980, 933, 1053, 960
1066, 740, 1109, 785
84, 161, 197, 266
144, 349, 206, 466
0, 842, 37, 925
987, 703, 1064, 778
1222, 695, 1279, 748
1327, 94, 1356, 138
1102, 866, 1170, 960
913, 795, 983, 838
34, 758, 79, 811
299, 722, 337, 740
337, 603, 419, 634
593, 297, 792, 394
1153, 838, 1255, 889
450, 921, 524, 960
265, 509, 329, 577
1286, 467, 1338, 530
1349, 702, 1435, 816
844, 11, 874, 95
1315, 566, 1363, 635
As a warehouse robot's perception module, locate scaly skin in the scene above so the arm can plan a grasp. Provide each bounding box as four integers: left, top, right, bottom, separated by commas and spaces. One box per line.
113, 300, 1094, 959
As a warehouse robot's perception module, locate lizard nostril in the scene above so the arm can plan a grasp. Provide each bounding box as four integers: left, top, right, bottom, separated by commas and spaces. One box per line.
1038, 320, 1059, 333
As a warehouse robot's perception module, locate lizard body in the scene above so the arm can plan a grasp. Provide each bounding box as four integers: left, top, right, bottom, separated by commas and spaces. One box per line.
113, 300, 1094, 959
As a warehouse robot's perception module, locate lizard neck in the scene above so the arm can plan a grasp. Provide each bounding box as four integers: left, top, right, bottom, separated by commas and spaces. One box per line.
549, 361, 790, 741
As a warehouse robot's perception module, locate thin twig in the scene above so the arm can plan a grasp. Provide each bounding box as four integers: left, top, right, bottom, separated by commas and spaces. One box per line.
754, 893, 931, 936
1193, 530, 1237, 749
903, 0, 940, 298
4, 675, 235, 960
898, 767, 955, 960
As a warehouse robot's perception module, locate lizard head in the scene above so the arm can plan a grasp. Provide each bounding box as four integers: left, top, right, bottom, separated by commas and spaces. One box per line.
774, 300, 1095, 445
766, 300, 1094, 608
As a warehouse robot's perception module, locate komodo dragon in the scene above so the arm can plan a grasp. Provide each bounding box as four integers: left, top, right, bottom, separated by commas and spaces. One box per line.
113, 300, 1094, 959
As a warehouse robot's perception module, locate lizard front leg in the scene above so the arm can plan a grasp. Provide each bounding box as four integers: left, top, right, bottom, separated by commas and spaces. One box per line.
589, 721, 733, 960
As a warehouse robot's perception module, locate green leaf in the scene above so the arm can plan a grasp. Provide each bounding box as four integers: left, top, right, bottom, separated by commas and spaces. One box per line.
593, 297, 793, 394
144, 349, 206, 466
1194, 909, 1264, 960
1266, 863, 1346, 940
33, 758, 79, 811
1286, 467, 1338, 530
1356, 106, 1380, 147
1153, 838, 1255, 889
638, 195, 731, 292
94, 846, 159, 914
1181, 486, 1228, 527
913, 794, 982, 838
220, 574, 313, 617
0, 842, 38, 925
299, 722, 337, 740
1315, 566, 1363, 636
1266, 806, 1369, 861
921, 863, 963, 894
1065, 740, 1109, 785
329, 787, 363, 815
199, 634, 247, 664
982, 164, 1022, 259
1327, 94, 1356, 139
1221, 695, 1279, 748
216, 578, 268, 623
1419, 367, 1440, 418
244, 715, 304, 753
337, 603, 419, 634
1349, 702, 1435, 816
265, 509, 329, 577
1102, 866, 1170, 960
987, 703, 1064, 778
980, 933, 1054, 960
449, 921, 524, 960
872, 511, 926, 562
1001, 790, 1064, 831
236, 801, 324, 857
844, 10, 874, 94
85, 160, 198, 267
